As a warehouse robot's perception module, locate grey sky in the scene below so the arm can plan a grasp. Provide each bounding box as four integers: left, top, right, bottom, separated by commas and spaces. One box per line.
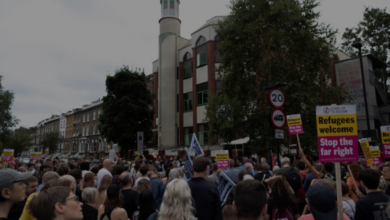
0, 0, 388, 128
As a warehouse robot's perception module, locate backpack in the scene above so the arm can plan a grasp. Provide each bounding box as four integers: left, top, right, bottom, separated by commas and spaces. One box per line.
323, 174, 335, 182
285, 167, 301, 195
272, 207, 294, 220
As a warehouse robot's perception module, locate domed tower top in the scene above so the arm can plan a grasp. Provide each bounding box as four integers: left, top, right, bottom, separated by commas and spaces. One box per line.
160, 0, 180, 20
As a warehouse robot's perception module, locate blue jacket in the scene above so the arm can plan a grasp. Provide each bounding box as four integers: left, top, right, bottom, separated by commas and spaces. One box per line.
150, 177, 164, 210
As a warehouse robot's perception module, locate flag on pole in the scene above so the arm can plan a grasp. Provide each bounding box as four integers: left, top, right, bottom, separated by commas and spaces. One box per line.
218, 171, 236, 206
190, 133, 205, 157
183, 147, 194, 180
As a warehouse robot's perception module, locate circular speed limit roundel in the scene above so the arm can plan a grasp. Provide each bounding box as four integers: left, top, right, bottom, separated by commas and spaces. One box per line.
271, 109, 286, 129
269, 88, 285, 109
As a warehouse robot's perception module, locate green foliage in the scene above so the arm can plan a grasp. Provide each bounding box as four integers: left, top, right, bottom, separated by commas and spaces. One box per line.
6, 130, 33, 157
0, 75, 19, 148
98, 65, 153, 151
40, 131, 64, 154
206, 0, 349, 155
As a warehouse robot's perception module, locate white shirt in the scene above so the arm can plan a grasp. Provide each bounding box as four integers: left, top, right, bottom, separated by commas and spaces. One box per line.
96, 168, 113, 187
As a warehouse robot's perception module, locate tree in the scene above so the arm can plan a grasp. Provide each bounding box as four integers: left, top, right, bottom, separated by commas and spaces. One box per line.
6, 131, 33, 157
40, 131, 64, 154
206, 0, 349, 154
98, 66, 153, 152
0, 75, 19, 148
341, 7, 390, 90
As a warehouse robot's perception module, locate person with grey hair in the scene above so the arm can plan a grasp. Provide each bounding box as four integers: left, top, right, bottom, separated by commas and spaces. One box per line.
82, 188, 98, 220
59, 175, 76, 194
169, 168, 181, 181
238, 157, 250, 172
223, 159, 240, 183
120, 171, 139, 219
280, 157, 302, 197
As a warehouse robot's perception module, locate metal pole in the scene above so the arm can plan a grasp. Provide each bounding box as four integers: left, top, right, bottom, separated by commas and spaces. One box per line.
276, 139, 281, 167
358, 47, 371, 138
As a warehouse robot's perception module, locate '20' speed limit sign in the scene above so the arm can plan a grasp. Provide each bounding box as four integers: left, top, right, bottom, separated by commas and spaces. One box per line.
269, 88, 285, 109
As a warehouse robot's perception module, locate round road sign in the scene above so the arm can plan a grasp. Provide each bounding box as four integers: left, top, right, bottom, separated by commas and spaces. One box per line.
271, 109, 286, 129
269, 88, 285, 109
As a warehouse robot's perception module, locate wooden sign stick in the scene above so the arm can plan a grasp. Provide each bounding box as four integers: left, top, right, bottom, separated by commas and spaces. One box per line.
347, 165, 360, 194
296, 134, 302, 152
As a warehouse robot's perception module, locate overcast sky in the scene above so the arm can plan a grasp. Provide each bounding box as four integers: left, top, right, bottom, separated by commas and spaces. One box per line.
1, 0, 388, 128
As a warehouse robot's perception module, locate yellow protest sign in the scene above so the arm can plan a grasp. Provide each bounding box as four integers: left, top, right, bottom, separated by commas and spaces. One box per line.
380, 126, 390, 158
2, 149, 15, 164
216, 150, 229, 169
359, 139, 373, 166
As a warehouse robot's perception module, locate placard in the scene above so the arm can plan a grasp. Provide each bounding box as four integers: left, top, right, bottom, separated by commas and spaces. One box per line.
316, 105, 358, 162
2, 149, 15, 164
44, 149, 49, 157
290, 144, 297, 156
287, 114, 304, 135
370, 146, 381, 167
359, 139, 373, 166
380, 126, 390, 158
216, 150, 229, 169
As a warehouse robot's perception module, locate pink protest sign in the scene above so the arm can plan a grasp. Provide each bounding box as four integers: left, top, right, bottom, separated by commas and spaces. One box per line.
2, 149, 14, 164
316, 105, 359, 163
370, 146, 381, 167
380, 126, 390, 158
287, 114, 304, 135
216, 150, 229, 169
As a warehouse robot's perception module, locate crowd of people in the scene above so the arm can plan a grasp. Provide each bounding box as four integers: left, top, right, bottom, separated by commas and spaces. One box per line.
1, 149, 390, 220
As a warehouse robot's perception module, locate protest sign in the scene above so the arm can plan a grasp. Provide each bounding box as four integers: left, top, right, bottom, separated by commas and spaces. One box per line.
380, 126, 390, 159
2, 149, 15, 164
316, 105, 358, 162
370, 146, 381, 167
218, 171, 236, 206
287, 114, 304, 135
44, 149, 49, 157
290, 144, 297, 156
183, 147, 194, 180
190, 133, 204, 157
215, 150, 229, 169
359, 139, 373, 166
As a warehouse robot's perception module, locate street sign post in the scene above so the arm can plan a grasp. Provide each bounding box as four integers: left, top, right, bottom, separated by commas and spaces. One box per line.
275, 129, 284, 139
271, 109, 286, 129
137, 132, 144, 154
269, 88, 285, 109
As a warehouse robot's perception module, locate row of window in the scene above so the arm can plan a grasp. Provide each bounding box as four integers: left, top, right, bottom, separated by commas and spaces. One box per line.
181, 81, 222, 112
183, 124, 209, 146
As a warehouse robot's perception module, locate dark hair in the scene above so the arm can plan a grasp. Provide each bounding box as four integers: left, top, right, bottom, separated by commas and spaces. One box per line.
90, 167, 99, 174
193, 157, 209, 173
140, 165, 149, 176
238, 170, 253, 182
68, 163, 75, 170
104, 190, 123, 210
349, 163, 362, 182
113, 165, 124, 176
297, 161, 305, 171
234, 180, 267, 219
359, 168, 380, 190
324, 162, 334, 173
80, 162, 90, 171
134, 163, 141, 171
29, 187, 71, 220
138, 190, 156, 220
83, 173, 94, 184
341, 181, 350, 195
57, 164, 69, 176
69, 168, 82, 181
23, 176, 38, 185
255, 163, 263, 171
40, 164, 50, 172
269, 178, 295, 209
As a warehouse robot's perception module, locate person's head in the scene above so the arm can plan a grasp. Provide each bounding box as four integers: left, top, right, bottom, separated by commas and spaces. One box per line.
112, 165, 124, 176
272, 166, 280, 174
223, 205, 238, 220
90, 167, 99, 175
23, 176, 38, 197
138, 190, 156, 220
159, 178, 195, 220
229, 159, 235, 168
27, 163, 35, 171
193, 157, 209, 174
57, 163, 70, 176
42, 171, 60, 186
382, 164, 390, 181
98, 175, 112, 193
169, 168, 180, 180
212, 163, 218, 172
280, 157, 290, 167
233, 180, 267, 220
40, 164, 50, 173
148, 165, 158, 177
296, 161, 305, 171
136, 179, 151, 194
29, 186, 83, 220
255, 163, 263, 172
82, 187, 98, 205
238, 170, 253, 183
0, 169, 32, 204
349, 162, 362, 181
104, 184, 122, 210
59, 175, 76, 193
359, 168, 380, 190
324, 162, 334, 173
314, 162, 323, 172
139, 165, 149, 176
69, 168, 82, 184
91, 160, 99, 168
82, 173, 95, 188
103, 159, 112, 170
341, 181, 350, 196
268, 177, 295, 209
79, 162, 90, 171
119, 172, 133, 188
244, 163, 254, 171
306, 182, 337, 220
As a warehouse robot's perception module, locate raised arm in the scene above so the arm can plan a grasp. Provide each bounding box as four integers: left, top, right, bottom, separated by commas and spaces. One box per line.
299, 149, 323, 180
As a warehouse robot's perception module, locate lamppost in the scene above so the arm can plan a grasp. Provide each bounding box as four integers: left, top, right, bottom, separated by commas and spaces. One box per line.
352, 42, 371, 138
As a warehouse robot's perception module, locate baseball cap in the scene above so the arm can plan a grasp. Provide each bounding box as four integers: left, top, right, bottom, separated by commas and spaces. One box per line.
92, 159, 99, 164
306, 182, 337, 220
106, 184, 121, 198
0, 169, 32, 190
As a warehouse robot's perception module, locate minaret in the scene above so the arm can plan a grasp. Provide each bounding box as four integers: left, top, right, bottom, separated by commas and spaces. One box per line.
158, 0, 180, 148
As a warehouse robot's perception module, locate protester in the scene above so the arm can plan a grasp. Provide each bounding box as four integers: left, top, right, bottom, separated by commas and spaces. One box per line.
254, 163, 271, 183
97, 159, 113, 187
69, 168, 83, 200
81, 188, 98, 220
29, 186, 83, 220
188, 156, 223, 220
98, 184, 128, 220
302, 163, 323, 191
80, 172, 95, 191
323, 162, 335, 182
341, 181, 355, 219
97, 175, 113, 208
233, 179, 267, 220
354, 169, 390, 220
266, 177, 300, 220
132, 190, 156, 220
136, 179, 152, 194
382, 164, 390, 196
157, 178, 197, 220
27, 164, 40, 179
57, 163, 70, 176
296, 161, 307, 180
208, 164, 220, 184
347, 163, 363, 203
224, 159, 240, 183
237, 170, 253, 183
222, 205, 238, 220
120, 172, 139, 220
149, 166, 164, 210
134, 165, 150, 188
112, 165, 124, 186
0, 169, 32, 220
8, 176, 38, 220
